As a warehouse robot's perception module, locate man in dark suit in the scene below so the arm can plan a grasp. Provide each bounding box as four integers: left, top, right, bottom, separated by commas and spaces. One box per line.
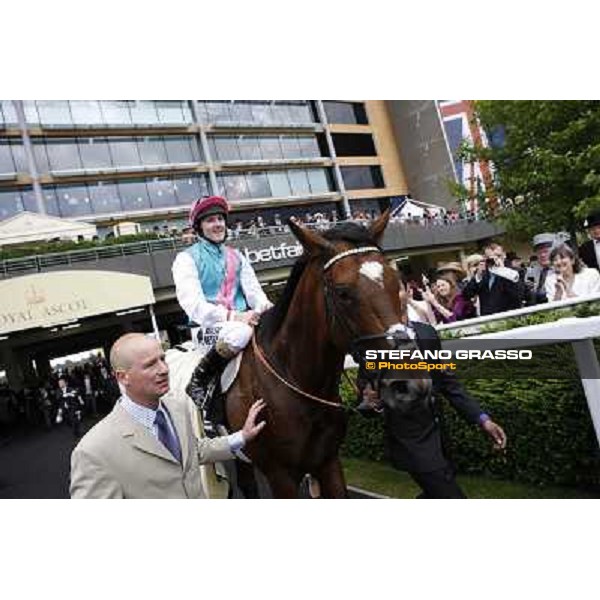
357, 279, 507, 499
578, 210, 600, 271
462, 242, 522, 315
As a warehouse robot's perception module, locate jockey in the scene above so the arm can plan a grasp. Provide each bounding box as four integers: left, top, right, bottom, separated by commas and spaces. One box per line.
172, 195, 273, 409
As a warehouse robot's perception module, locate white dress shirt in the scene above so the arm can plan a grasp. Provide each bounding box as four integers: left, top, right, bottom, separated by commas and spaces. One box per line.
120, 394, 245, 454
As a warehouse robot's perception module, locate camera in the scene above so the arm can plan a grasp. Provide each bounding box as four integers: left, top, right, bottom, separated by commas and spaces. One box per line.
485, 258, 496, 268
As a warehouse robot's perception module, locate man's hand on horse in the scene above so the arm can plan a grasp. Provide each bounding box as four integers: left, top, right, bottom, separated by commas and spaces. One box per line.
361, 383, 383, 411
481, 419, 507, 451
241, 399, 267, 442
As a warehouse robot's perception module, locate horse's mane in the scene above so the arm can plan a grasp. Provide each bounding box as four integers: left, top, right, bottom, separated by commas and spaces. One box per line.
257, 221, 379, 344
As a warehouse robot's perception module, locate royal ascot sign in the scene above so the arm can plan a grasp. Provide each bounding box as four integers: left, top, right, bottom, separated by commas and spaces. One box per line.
0, 271, 155, 335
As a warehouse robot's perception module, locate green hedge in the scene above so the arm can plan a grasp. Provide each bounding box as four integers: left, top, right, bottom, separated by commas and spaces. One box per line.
0, 232, 164, 261
340, 370, 600, 489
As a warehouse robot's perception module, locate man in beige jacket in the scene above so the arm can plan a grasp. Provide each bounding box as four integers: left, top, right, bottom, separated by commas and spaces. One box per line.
70, 333, 265, 499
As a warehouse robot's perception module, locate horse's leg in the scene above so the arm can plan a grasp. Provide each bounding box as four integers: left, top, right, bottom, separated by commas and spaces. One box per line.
314, 457, 348, 499
234, 459, 260, 499
262, 466, 302, 499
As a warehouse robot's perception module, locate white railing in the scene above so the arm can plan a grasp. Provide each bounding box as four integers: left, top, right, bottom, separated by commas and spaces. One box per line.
441, 296, 600, 447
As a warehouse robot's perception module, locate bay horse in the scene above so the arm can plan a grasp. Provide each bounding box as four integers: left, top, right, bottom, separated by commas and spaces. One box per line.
221, 209, 405, 498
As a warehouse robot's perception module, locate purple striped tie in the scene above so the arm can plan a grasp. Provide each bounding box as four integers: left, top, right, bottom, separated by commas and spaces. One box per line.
154, 408, 182, 463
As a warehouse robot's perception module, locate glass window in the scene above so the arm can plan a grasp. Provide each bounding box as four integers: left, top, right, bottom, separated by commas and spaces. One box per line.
0, 140, 16, 174
204, 101, 232, 123
9, 142, 29, 173
270, 103, 289, 124
21, 188, 41, 213
164, 136, 201, 164
213, 136, 240, 161
137, 136, 167, 166
78, 137, 112, 169
0, 189, 23, 220
287, 102, 314, 123
129, 101, 160, 125
173, 175, 208, 205
35, 101, 73, 126
22, 101, 40, 125
217, 173, 250, 200
194, 102, 209, 124
250, 102, 271, 124
45, 138, 83, 172
108, 137, 142, 167
156, 101, 191, 124
259, 137, 283, 160
117, 179, 151, 212
56, 184, 93, 217
307, 168, 331, 194
147, 177, 178, 208
288, 169, 311, 196
88, 181, 122, 215
41, 188, 60, 216
100, 101, 133, 125
32, 142, 51, 175
238, 136, 261, 161
246, 172, 271, 198
1, 101, 19, 125
70, 101, 104, 125
267, 170, 292, 197
341, 166, 384, 189
280, 136, 302, 159
322, 101, 368, 125
230, 102, 253, 122
298, 136, 320, 158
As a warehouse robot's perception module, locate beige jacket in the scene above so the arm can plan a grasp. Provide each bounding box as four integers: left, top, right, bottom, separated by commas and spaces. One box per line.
70, 394, 234, 499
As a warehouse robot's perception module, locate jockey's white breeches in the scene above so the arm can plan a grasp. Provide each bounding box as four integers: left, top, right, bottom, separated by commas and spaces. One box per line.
193, 321, 253, 355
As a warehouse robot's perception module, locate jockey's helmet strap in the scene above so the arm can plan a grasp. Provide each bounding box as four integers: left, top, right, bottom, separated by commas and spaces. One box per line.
323, 246, 381, 272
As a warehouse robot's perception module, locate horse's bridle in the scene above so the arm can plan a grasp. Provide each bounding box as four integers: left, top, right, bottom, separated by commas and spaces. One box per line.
253, 244, 401, 411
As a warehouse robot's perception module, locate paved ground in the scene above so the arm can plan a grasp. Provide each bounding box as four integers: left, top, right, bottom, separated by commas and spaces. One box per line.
0, 418, 99, 499
0, 419, 372, 499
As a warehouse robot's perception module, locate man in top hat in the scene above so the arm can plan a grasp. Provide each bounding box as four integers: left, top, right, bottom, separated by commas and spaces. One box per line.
578, 210, 600, 271
526, 233, 557, 305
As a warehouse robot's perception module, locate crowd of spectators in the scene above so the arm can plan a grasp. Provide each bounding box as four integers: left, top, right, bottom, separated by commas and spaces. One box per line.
0, 356, 119, 436
403, 209, 600, 326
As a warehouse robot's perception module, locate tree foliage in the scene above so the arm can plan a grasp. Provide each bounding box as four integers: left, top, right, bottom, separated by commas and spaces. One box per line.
471, 100, 600, 239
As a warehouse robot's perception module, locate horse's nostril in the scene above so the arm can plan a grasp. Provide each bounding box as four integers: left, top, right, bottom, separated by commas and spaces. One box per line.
391, 381, 409, 394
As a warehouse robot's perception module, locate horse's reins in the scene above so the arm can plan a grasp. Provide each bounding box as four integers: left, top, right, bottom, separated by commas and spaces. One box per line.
252, 245, 382, 411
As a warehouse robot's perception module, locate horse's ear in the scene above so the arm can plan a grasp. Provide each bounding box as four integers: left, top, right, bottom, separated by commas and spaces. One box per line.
368, 208, 391, 244
287, 217, 332, 257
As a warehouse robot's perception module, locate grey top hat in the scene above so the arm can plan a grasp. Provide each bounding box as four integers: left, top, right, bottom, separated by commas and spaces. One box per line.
532, 233, 556, 248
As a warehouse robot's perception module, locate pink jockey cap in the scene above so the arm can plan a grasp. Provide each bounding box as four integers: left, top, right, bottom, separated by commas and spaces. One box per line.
189, 196, 230, 229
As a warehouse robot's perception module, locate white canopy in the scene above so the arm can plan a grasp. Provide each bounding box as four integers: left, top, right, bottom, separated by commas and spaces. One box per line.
391, 198, 445, 219
0, 211, 97, 246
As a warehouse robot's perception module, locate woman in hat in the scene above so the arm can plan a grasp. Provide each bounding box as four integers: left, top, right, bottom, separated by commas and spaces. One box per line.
172, 196, 273, 408
422, 275, 475, 324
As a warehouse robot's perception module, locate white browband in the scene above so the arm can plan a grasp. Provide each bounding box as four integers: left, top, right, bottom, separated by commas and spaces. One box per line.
323, 246, 381, 272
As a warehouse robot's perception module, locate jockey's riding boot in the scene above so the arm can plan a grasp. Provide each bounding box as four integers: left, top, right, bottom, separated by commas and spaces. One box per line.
186, 346, 231, 410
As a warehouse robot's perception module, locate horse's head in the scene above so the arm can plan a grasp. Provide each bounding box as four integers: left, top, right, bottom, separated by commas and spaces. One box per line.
288, 210, 404, 354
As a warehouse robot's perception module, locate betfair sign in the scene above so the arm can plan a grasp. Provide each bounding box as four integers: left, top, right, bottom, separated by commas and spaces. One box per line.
241, 242, 303, 265
0, 271, 155, 335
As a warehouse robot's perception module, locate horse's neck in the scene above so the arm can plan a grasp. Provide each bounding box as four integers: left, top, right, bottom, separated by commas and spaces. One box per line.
270, 280, 344, 398
274, 330, 343, 397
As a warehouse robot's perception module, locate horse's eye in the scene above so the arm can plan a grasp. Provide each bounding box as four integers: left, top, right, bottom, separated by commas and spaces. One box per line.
335, 286, 354, 303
